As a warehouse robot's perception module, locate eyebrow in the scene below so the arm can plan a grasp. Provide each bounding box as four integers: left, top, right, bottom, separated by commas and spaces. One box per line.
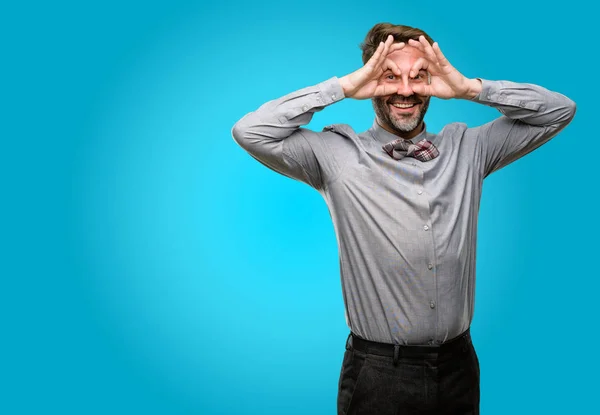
382, 69, 429, 75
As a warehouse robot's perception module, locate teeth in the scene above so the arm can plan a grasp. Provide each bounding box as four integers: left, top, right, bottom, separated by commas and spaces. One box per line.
392, 103, 416, 108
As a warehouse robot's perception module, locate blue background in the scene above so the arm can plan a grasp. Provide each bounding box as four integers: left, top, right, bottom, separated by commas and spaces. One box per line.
2, 0, 597, 413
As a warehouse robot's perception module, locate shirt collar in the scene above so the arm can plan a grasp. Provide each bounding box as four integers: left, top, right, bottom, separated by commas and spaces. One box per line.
368, 118, 429, 146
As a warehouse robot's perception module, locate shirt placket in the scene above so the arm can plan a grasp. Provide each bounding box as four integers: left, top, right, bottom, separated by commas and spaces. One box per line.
408, 160, 439, 345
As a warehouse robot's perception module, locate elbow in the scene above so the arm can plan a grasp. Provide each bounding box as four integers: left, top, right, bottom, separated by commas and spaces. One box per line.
558, 95, 577, 125
566, 98, 577, 122
231, 114, 253, 147
549, 97, 576, 134
231, 121, 245, 146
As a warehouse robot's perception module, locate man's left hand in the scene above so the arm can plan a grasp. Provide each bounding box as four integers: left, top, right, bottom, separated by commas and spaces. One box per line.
407, 36, 482, 100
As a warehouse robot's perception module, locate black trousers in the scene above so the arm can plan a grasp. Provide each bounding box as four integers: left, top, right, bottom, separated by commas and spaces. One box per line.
337, 328, 480, 414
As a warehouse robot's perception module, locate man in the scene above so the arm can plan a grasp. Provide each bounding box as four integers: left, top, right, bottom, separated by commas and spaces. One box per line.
231, 22, 576, 414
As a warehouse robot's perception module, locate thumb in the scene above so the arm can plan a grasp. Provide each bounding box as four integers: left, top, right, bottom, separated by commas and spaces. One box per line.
410, 83, 431, 96
373, 83, 398, 97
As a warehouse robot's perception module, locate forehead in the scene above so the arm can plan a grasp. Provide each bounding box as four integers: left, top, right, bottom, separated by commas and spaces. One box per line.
387, 45, 425, 67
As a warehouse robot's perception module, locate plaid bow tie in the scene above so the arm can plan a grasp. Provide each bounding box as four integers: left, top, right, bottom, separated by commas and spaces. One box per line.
382, 138, 439, 162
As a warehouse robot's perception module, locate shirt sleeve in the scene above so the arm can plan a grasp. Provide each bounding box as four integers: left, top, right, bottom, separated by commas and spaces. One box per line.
468, 79, 576, 178
231, 77, 346, 190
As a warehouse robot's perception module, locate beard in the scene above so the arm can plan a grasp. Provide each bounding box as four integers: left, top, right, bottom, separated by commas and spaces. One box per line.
372, 94, 430, 135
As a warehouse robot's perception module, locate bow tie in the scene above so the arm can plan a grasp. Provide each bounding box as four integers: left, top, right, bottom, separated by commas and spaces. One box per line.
382, 138, 439, 162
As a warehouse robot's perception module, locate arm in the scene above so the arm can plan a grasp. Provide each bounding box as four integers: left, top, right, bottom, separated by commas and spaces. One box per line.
404, 36, 576, 177
468, 79, 576, 177
231, 35, 406, 189
231, 77, 345, 189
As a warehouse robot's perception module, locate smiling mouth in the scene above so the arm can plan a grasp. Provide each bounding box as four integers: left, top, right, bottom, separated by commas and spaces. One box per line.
390, 102, 418, 108
389, 102, 419, 113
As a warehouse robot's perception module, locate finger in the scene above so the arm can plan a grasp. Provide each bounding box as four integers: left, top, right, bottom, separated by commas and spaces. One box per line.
407, 38, 423, 50
410, 82, 432, 96
373, 83, 399, 97
409, 57, 429, 78
378, 35, 395, 66
366, 41, 385, 70
387, 41, 406, 54
367, 35, 393, 71
408, 38, 436, 65
432, 42, 451, 68
418, 35, 438, 63
382, 58, 401, 76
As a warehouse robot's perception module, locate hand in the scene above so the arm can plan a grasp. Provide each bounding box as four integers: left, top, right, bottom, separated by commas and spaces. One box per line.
406, 36, 481, 100
339, 35, 406, 100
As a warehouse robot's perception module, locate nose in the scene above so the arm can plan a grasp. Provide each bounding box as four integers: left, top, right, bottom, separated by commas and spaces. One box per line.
396, 77, 414, 97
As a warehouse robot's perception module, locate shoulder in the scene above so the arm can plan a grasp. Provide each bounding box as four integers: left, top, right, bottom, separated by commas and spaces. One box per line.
438, 121, 469, 137
289, 123, 360, 153
435, 121, 483, 159
321, 123, 361, 139
438, 121, 480, 146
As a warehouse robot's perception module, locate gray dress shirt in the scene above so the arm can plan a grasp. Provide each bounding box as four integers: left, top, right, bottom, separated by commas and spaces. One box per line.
231, 76, 576, 345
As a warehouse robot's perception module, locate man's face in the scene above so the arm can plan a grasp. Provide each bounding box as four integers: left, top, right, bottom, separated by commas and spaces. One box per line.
371, 45, 431, 136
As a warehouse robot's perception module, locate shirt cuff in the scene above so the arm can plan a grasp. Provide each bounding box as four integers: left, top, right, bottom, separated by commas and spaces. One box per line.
276, 77, 345, 124
318, 76, 346, 105
468, 78, 492, 102
469, 79, 541, 110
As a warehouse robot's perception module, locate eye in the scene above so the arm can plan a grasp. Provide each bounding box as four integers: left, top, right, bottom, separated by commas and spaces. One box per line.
411, 72, 426, 82
386, 74, 396, 80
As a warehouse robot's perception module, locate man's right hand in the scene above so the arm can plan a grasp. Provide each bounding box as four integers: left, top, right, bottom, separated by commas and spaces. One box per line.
338, 35, 405, 100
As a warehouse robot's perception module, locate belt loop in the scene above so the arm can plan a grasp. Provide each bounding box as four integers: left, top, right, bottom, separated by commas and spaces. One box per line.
393, 344, 400, 366
462, 330, 469, 352
345, 332, 352, 350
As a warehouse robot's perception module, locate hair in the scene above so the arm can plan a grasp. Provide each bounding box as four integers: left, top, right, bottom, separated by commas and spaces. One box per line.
360, 23, 435, 65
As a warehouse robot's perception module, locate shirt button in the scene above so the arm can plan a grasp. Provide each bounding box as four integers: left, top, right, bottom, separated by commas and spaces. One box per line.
428, 339, 435, 345
412, 162, 417, 166
430, 301, 436, 309
302, 105, 308, 111
417, 189, 423, 194
423, 225, 429, 231
427, 263, 433, 270
332, 94, 336, 99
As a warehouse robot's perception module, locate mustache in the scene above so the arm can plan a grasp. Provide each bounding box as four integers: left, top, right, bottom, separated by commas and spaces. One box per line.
387, 96, 421, 105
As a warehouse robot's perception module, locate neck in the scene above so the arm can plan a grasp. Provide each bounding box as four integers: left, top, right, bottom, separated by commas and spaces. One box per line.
377, 118, 425, 140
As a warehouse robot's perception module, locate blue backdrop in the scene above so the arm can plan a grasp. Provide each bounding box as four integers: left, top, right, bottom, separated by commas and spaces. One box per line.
2, 1, 597, 413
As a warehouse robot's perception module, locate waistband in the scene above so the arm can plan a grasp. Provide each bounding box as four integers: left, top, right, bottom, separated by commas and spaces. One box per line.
347, 328, 472, 365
